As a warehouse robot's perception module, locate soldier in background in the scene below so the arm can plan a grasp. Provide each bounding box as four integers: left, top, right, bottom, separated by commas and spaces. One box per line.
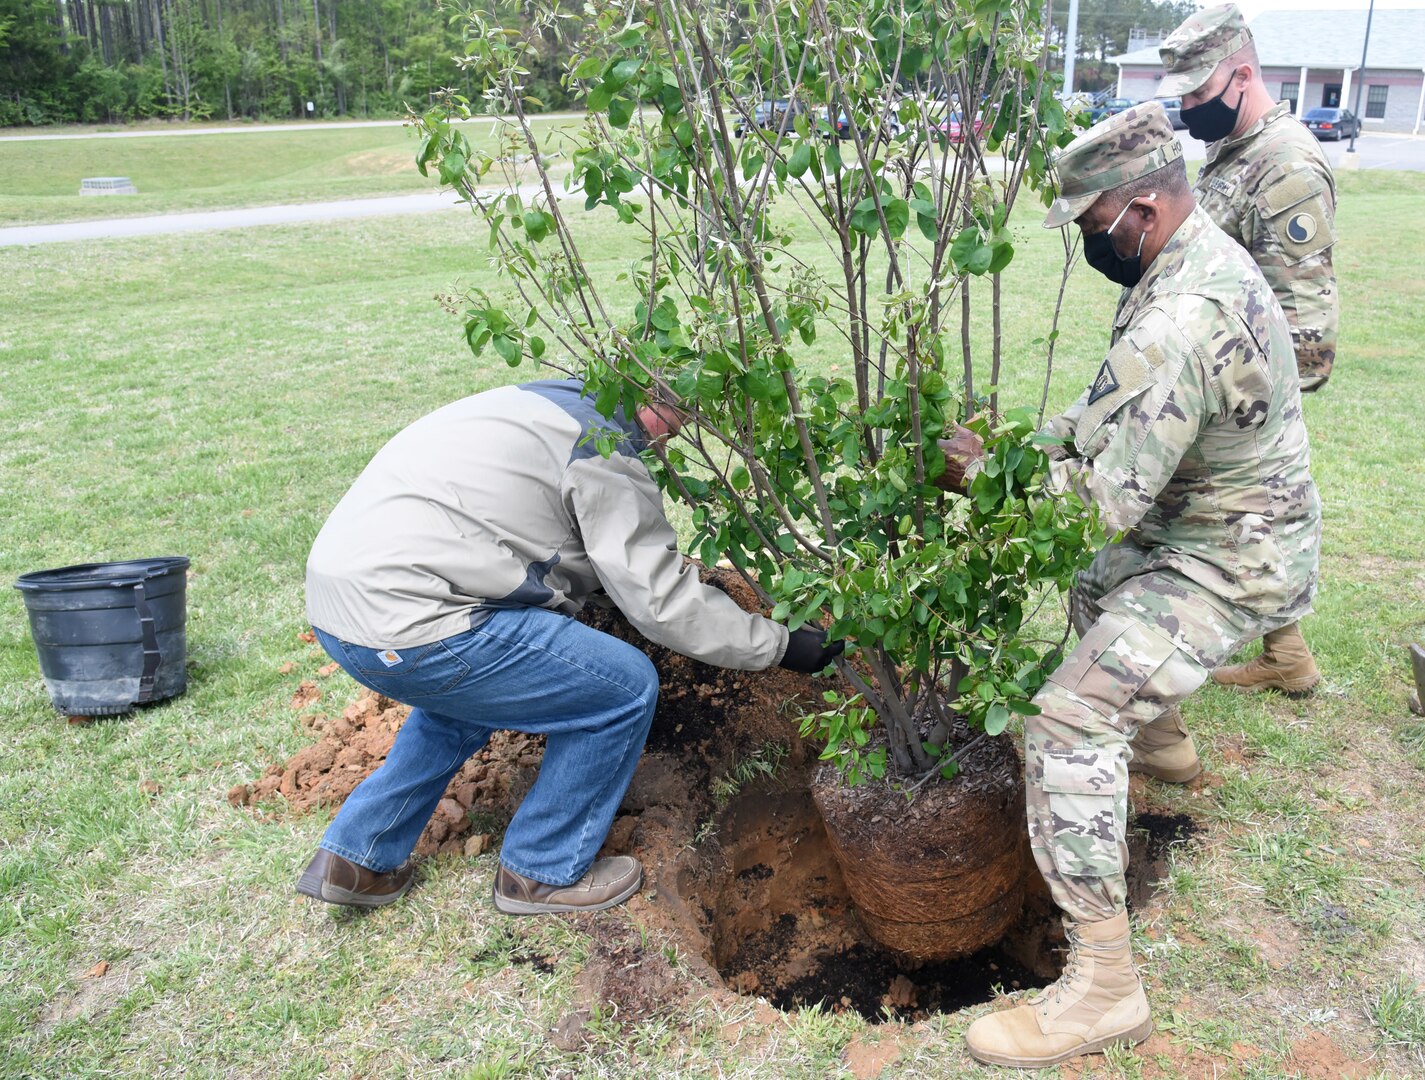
941, 103, 1321, 1068
1158, 3, 1336, 696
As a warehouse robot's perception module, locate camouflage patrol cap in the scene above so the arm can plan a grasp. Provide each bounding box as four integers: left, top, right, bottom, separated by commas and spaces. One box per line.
1043, 102, 1184, 228
1157, 4, 1254, 98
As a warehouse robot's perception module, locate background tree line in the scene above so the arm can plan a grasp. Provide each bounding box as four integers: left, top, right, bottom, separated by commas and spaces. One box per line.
0, 0, 579, 125
0, 0, 1193, 128
1047, 0, 1196, 93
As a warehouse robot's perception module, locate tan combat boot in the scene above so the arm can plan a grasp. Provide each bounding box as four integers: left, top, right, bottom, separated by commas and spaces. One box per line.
1212, 623, 1320, 696
1128, 706, 1201, 784
965, 911, 1152, 1068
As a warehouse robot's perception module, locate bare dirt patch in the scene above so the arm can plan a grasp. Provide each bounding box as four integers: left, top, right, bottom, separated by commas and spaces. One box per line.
239, 567, 1201, 1028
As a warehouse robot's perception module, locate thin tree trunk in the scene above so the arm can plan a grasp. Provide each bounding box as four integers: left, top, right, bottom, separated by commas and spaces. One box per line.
98, 3, 113, 65
152, 0, 170, 107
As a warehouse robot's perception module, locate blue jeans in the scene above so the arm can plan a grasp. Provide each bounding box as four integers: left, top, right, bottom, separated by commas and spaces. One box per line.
312, 606, 658, 886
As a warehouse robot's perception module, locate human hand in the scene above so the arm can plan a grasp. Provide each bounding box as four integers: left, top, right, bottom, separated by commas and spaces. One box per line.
933, 423, 985, 496
779, 626, 846, 673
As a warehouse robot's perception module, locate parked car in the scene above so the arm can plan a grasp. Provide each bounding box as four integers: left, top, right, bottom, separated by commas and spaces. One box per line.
1155, 97, 1186, 130
1087, 97, 1137, 124
931, 110, 988, 145
735, 99, 801, 137
1303, 107, 1361, 141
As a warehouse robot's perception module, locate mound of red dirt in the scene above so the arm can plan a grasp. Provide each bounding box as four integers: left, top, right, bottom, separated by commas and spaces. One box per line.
229, 566, 816, 863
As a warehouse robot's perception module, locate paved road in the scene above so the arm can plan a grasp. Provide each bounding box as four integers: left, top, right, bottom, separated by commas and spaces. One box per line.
1177, 128, 1425, 170
0, 113, 583, 143
0, 192, 469, 247
2, 125, 1418, 248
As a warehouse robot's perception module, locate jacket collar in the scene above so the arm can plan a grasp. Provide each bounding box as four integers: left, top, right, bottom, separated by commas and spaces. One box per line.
1204, 100, 1292, 167
1113, 204, 1214, 329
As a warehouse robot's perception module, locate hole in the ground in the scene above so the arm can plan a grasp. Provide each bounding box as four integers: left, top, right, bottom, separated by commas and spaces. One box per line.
671, 783, 1201, 1022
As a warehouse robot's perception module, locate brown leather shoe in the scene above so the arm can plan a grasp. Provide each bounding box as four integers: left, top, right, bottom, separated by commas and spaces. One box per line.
492, 856, 643, 915
296, 849, 415, 908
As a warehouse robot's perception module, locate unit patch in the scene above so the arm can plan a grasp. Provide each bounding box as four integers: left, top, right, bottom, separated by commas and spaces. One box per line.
1087, 358, 1120, 405
1287, 212, 1316, 244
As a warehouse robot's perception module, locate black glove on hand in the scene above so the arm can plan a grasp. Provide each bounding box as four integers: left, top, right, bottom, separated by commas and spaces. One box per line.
779, 627, 846, 673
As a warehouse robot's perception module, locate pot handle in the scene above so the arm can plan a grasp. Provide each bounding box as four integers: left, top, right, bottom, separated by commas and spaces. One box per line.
133, 581, 162, 705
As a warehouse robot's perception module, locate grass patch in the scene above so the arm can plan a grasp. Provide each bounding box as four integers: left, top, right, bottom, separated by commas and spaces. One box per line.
0, 115, 582, 226
1, 164, 1423, 1076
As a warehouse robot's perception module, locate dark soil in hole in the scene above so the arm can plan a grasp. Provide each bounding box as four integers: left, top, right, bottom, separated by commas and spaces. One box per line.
243, 563, 1203, 1028
771, 941, 1045, 1018
1125, 811, 1200, 912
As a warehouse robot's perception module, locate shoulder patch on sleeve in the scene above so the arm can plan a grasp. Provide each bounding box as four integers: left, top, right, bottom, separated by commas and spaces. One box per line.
1074, 339, 1155, 458
1258, 169, 1335, 264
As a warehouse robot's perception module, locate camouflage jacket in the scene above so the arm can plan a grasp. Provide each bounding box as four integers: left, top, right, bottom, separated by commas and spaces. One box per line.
1197, 101, 1338, 389
1046, 205, 1321, 619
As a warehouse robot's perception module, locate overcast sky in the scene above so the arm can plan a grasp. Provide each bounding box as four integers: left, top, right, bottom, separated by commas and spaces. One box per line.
1233, 0, 1420, 17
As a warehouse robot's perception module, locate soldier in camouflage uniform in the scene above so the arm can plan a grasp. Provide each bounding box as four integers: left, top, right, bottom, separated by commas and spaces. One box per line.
946, 102, 1322, 1069
1158, 3, 1336, 695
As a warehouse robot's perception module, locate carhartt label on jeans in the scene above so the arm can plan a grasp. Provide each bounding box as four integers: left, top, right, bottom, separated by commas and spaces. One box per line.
377, 649, 402, 667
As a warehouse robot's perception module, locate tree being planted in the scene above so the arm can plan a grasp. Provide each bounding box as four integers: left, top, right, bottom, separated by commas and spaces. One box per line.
418, 0, 1106, 957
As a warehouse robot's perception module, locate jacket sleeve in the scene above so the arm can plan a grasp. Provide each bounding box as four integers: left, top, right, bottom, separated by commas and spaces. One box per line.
1043, 387, 1091, 450
1245, 161, 1339, 389
1044, 310, 1211, 533
566, 451, 790, 671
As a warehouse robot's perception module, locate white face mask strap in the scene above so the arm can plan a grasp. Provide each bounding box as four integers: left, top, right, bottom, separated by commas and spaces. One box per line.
1108, 191, 1157, 255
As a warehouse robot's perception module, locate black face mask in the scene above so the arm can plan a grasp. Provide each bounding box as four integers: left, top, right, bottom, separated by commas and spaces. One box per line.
1180, 76, 1243, 143
1083, 195, 1154, 289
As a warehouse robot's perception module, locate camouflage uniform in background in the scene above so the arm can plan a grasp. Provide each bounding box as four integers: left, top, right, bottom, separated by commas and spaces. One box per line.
1030, 105, 1322, 923
1160, 5, 1339, 391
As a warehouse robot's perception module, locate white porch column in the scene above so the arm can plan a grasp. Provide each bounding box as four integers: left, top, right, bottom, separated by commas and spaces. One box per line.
1415, 69, 1425, 134
1297, 66, 1308, 117
1340, 66, 1352, 110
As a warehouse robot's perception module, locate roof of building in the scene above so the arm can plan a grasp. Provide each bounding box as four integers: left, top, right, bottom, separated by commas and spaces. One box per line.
1111, 8, 1425, 70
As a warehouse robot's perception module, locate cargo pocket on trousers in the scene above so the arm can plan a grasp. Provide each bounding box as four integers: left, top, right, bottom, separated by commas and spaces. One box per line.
1047, 611, 1176, 725
1042, 750, 1121, 878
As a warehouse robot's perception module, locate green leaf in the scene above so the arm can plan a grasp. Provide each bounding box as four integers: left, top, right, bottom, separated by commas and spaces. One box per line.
650, 297, 679, 331
492, 335, 521, 366
984, 702, 1010, 736
607, 58, 641, 89
522, 210, 548, 242
573, 56, 603, 80
730, 465, 751, 491
528, 336, 546, 358
788, 141, 812, 178
608, 96, 635, 128
987, 240, 1015, 274
883, 198, 910, 239
950, 227, 979, 271
585, 82, 613, 111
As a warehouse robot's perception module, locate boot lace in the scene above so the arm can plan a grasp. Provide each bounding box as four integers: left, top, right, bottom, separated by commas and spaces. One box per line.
1033, 928, 1087, 1011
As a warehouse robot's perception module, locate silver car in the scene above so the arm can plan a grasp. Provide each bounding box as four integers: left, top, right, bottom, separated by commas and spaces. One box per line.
1155, 98, 1186, 130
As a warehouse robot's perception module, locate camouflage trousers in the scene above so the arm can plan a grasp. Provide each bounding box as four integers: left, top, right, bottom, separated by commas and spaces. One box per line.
1025, 539, 1287, 924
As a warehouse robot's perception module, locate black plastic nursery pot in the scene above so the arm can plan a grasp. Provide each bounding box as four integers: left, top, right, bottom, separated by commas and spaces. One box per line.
14, 557, 190, 717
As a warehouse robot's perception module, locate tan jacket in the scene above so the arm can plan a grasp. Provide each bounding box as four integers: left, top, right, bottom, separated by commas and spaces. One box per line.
306, 380, 788, 669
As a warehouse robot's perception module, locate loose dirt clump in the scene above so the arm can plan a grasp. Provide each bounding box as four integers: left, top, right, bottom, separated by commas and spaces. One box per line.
239, 563, 1202, 1026
230, 692, 542, 858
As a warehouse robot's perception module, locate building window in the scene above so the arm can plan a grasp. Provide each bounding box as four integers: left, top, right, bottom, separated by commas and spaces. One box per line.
1281, 81, 1298, 111
1366, 85, 1388, 119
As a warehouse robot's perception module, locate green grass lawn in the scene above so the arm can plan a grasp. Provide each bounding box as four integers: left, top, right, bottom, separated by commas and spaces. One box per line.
1, 170, 1423, 1078
0, 115, 582, 226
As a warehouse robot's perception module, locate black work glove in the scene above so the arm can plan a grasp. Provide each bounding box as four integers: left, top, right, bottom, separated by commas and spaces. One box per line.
779, 627, 846, 673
